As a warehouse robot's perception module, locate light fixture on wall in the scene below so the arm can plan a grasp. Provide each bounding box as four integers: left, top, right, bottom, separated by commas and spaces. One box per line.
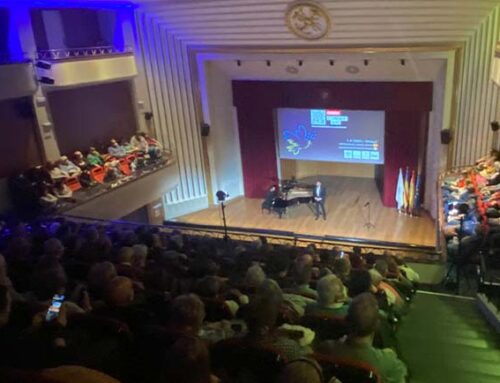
400, 59, 406, 66
298, 60, 303, 66
236, 60, 242, 67
266, 60, 271, 67
363, 59, 369, 66
329, 59, 335, 66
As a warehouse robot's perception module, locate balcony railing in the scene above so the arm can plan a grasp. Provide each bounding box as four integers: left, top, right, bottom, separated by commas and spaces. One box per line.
36, 45, 133, 61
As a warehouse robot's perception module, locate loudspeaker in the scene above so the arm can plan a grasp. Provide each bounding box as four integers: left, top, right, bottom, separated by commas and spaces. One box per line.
144, 112, 153, 121
441, 129, 452, 145
201, 123, 210, 137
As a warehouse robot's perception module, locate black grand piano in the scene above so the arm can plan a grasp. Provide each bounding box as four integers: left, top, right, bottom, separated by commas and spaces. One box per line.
264, 179, 315, 218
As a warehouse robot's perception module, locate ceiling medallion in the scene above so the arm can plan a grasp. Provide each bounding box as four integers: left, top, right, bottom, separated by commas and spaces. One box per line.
285, 1, 330, 41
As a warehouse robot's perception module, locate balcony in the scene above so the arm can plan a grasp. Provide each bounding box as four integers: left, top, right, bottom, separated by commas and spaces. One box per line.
63, 156, 180, 220
35, 45, 137, 88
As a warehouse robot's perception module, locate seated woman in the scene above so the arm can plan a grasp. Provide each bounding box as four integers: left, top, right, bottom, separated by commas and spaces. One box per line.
130, 133, 149, 154
305, 274, 349, 318
46, 161, 69, 182
72, 151, 94, 187
58, 155, 82, 177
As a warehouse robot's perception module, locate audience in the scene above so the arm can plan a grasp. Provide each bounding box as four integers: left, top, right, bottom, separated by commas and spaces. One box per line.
0, 218, 418, 383
318, 293, 408, 383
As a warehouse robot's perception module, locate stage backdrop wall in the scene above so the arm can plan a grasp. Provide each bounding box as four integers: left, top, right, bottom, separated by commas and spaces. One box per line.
233, 81, 432, 207
47, 81, 137, 155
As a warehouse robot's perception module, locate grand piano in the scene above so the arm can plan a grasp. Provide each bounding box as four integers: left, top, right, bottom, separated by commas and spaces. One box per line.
271, 179, 315, 217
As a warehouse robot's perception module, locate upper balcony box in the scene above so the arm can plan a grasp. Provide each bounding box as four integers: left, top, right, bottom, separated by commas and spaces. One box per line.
31, 7, 137, 88
0, 58, 37, 101
35, 46, 137, 88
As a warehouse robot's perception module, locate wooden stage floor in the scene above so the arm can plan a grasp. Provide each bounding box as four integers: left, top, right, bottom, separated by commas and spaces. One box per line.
177, 177, 437, 248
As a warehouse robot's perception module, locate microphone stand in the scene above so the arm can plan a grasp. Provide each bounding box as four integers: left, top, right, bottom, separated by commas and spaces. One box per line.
364, 202, 375, 229
220, 201, 229, 241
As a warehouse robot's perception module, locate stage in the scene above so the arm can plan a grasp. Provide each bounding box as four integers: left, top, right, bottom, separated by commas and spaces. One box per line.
177, 176, 437, 249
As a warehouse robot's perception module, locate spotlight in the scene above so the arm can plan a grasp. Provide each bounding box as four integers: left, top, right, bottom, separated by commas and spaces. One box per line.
298, 60, 303, 66
363, 59, 369, 66
491, 121, 500, 132
329, 59, 335, 66
236, 60, 241, 67
216, 190, 229, 203
401, 59, 406, 66
35, 60, 51, 70
39, 76, 55, 85
266, 60, 271, 67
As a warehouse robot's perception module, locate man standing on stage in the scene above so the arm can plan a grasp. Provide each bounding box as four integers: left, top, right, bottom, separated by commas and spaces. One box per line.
313, 180, 326, 220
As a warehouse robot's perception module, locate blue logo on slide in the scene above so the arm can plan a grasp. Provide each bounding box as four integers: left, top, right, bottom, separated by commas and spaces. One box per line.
283, 125, 317, 156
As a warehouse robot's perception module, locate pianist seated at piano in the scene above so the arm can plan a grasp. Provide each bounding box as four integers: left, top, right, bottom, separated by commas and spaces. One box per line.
262, 185, 278, 213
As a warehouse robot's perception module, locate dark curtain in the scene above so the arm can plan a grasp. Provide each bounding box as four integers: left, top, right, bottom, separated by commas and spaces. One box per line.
48, 81, 137, 156
0, 98, 43, 177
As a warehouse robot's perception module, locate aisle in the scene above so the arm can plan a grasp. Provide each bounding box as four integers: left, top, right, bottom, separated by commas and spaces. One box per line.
398, 292, 500, 383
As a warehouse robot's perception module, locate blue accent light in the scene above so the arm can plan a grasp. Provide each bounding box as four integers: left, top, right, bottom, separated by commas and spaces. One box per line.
0, 1, 138, 9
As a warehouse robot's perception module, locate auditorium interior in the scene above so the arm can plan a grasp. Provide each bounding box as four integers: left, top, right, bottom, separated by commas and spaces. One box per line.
1, 0, 500, 382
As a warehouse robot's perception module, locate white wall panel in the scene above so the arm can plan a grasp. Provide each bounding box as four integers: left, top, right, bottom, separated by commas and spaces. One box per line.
453, 6, 500, 166
136, 11, 207, 213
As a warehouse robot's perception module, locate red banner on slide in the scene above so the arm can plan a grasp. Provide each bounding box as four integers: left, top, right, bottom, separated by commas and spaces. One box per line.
326, 109, 342, 115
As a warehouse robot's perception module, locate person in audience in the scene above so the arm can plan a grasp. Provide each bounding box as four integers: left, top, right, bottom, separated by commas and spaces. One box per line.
244, 295, 306, 360
333, 255, 352, 285
47, 161, 69, 181
58, 156, 82, 177
87, 147, 106, 167
130, 133, 149, 154
277, 358, 324, 383
39, 365, 121, 383
87, 261, 117, 300
38, 238, 65, 267
114, 246, 141, 280
108, 139, 128, 159
305, 274, 349, 318
285, 263, 318, 299
53, 180, 74, 201
318, 293, 407, 383
141, 132, 163, 158
38, 184, 59, 210
161, 335, 216, 383
166, 294, 206, 336
243, 264, 266, 294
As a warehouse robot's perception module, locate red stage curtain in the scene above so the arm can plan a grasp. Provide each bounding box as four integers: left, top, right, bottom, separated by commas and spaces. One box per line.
232, 81, 433, 207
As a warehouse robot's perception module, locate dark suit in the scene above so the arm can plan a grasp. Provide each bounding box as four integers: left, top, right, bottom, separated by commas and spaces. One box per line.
313, 184, 327, 219
262, 189, 278, 212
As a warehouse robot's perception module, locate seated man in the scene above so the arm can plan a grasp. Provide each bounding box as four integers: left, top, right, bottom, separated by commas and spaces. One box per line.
284, 263, 318, 300
107, 139, 128, 158
318, 293, 407, 383
58, 155, 82, 177
262, 185, 278, 212
141, 132, 164, 157
72, 151, 94, 187
130, 133, 149, 154
305, 274, 349, 318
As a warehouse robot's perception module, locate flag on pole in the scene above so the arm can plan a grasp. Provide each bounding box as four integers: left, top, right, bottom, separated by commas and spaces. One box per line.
408, 170, 416, 213
395, 168, 404, 210
414, 172, 421, 211
403, 167, 410, 211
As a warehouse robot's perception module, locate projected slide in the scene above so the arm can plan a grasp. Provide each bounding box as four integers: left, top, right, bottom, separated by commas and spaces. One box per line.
276, 108, 385, 164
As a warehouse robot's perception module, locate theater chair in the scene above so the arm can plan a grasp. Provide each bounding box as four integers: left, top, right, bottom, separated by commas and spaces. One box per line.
211, 338, 288, 383
90, 166, 106, 183
118, 158, 132, 175
65, 176, 82, 192
314, 353, 381, 383
301, 314, 348, 341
